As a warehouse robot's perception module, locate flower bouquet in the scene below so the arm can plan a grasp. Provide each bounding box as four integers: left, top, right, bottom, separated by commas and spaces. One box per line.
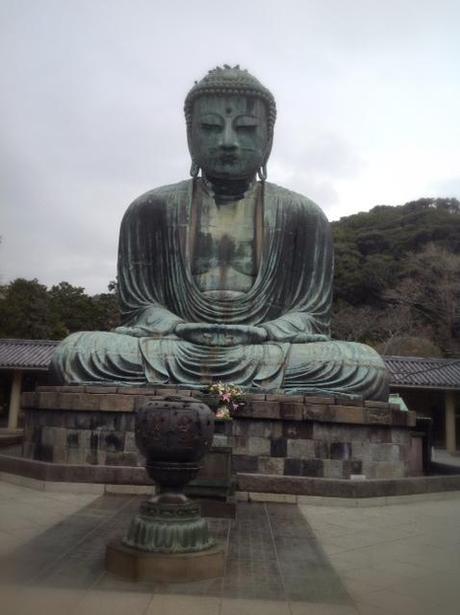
208, 382, 244, 420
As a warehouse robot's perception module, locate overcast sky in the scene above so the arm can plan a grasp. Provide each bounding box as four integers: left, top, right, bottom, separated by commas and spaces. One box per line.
1, 0, 459, 294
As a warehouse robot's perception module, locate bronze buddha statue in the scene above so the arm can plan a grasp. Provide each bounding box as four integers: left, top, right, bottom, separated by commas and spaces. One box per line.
51, 66, 389, 400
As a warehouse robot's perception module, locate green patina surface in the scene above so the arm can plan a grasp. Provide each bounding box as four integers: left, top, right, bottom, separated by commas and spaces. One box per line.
52, 66, 389, 400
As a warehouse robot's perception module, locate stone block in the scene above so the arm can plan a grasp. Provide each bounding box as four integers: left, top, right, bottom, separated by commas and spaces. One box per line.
303, 395, 333, 405
391, 408, 408, 426
22, 443, 35, 459
365, 407, 392, 425
105, 452, 138, 466
249, 492, 297, 503
391, 429, 411, 445
71, 412, 94, 430
335, 395, 363, 406
74, 394, 101, 411
303, 404, 336, 421
314, 440, 330, 459
66, 447, 86, 465
247, 420, 273, 438
212, 434, 229, 448
100, 431, 126, 452
232, 454, 258, 473
334, 405, 365, 424
52, 445, 67, 464
374, 462, 404, 479
247, 436, 270, 456
330, 442, 352, 460
313, 423, 351, 442
322, 459, 343, 479
57, 392, 84, 410
258, 456, 285, 475
284, 458, 302, 476
134, 396, 156, 410
85, 385, 119, 394
99, 395, 135, 412
280, 401, 304, 420
364, 400, 391, 409
232, 420, 248, 437
350, 441, 370, 460
36, 391, 60, 409
282, 421, 313, 439
114, 414, 135, 431
105, 539, 225, 582
301, 459, 323, 477
43, 426, 67, 451
232, 435, 250, 454
368, 427, 391, 443
249, 393, 267, 401
270, 438, 287, 457
66, 431, 80, 448
265, 392, 286, 401
248, 401, 281, 419
370, 443, 401, 463
287, 439, 314, 458
125, 431, 138, 452
343, 459, 363, 478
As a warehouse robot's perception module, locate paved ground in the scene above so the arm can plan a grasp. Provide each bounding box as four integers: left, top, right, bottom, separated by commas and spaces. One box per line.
0, 479, 459, 615
432, 448, 460, 467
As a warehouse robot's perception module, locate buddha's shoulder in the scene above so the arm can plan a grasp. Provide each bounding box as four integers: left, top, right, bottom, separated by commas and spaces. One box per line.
126, 180, 191, 212
264, 182, 327, 218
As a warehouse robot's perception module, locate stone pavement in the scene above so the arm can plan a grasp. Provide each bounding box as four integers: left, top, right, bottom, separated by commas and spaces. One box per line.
0, 478, 459, 615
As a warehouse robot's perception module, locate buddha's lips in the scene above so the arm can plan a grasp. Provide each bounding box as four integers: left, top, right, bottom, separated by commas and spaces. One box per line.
220, 154, 238, 164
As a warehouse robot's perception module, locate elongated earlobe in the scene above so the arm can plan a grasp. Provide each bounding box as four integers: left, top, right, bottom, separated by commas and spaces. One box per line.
257, 164, 267, 182
190, 161, 200, 178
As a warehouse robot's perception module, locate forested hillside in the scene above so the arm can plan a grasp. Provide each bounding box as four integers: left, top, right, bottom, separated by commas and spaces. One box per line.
1, 197, 459, 357
332, 197, 460, 356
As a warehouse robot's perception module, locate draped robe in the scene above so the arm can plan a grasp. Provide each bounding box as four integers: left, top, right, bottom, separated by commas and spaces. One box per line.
51, 179, 389, 400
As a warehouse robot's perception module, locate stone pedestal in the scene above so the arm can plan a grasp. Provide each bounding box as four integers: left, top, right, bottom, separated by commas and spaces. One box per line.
21, 385, 418, 480
106, 540, 225, 582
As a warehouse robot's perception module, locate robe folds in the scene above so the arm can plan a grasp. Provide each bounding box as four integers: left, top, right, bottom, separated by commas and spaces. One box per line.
51, 179, 389, 400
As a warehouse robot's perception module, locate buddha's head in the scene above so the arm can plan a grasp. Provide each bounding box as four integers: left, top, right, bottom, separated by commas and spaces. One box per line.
185, 66, 276, 183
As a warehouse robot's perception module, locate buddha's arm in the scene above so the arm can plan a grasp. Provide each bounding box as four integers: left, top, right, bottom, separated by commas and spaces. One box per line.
259, 195, 333, 343
261, 312, 329, 343
115, 305, 184, 338
115, 192, 186, 337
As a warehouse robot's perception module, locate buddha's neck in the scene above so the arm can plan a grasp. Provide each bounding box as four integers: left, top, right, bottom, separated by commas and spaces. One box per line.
203, 174, 256, 205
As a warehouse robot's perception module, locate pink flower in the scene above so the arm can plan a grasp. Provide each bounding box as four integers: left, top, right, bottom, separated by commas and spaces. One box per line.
222, 393, 231, 402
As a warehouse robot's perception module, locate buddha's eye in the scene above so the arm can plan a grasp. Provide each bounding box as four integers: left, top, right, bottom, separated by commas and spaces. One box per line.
234, 117, 258, 133
200, 123, 222, 133
235, 124, 257, 134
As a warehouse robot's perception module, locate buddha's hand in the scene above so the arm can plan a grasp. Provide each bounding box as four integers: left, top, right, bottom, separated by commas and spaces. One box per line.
293, 333, 329, 343
175, 323, 267, 346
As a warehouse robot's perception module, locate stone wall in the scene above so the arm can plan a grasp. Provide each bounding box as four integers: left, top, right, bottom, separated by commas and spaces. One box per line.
21, 386, 417, 480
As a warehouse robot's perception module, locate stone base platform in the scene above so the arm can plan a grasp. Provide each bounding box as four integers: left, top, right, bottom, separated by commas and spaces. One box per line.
105, 539, 225, 582
21, 385, 418, 481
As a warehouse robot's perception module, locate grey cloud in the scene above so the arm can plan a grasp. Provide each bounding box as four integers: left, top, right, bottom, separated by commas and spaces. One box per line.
1, 0, 459, 293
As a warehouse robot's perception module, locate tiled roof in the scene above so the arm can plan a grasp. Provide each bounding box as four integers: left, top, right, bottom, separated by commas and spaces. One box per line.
384, 356, 460, 390
0, 339, 59, 370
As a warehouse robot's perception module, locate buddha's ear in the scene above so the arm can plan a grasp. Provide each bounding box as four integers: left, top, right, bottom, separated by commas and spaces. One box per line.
263, 132, 274, 166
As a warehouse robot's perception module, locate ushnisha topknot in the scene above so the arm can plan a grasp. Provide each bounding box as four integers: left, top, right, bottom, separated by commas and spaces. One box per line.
184, 65, 277, 133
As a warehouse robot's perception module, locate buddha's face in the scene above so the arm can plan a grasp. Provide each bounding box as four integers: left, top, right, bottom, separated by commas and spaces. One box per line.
190, 95, 269, 180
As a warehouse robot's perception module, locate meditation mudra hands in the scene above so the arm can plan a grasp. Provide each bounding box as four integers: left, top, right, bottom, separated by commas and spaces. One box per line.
175, 323, 267, 346
116, 315, 329, 346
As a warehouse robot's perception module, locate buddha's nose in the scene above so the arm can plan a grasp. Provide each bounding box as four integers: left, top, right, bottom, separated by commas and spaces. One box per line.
220, 123, 238, 150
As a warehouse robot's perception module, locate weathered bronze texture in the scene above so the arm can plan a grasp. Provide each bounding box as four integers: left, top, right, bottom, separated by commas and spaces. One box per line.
51, 65, 390, 401
122, 397, 216, 553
